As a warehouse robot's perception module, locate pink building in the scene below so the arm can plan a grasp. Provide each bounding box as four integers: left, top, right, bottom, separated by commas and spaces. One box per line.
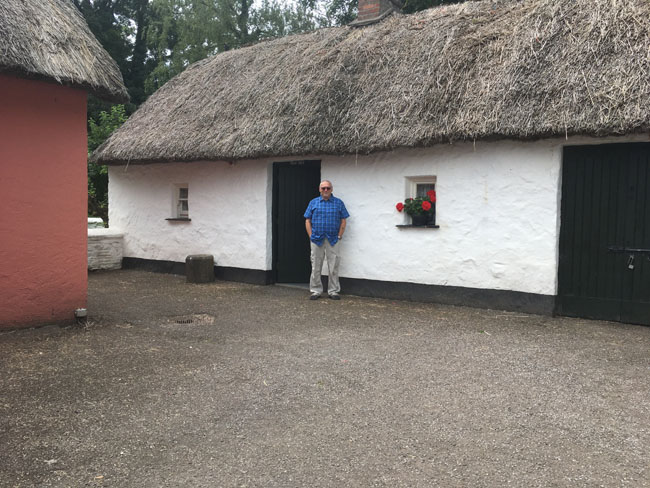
0, 0, 127, 329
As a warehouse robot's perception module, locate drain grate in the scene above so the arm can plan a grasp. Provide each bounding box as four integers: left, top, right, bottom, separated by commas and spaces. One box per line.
168, 314, 216, 326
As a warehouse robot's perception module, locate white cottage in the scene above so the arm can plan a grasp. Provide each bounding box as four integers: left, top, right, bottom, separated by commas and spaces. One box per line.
92, 0, 650, 325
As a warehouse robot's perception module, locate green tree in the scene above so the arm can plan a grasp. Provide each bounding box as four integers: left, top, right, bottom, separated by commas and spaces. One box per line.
74, 0, 152, 106
88, 105, 127, 222
124, 0, 152, 105
323, 0, 357, 26
73, 0, 137, 119
73, 0, 132, 77
143, 0, 318, 96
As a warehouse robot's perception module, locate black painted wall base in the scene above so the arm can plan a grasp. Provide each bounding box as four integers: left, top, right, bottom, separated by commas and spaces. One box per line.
121, 257, 273, 286
215, 266, 273, 285
121, 257, 554, 315
339, 277, 555, 316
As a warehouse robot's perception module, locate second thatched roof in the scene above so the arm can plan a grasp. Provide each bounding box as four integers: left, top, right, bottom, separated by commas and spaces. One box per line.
93, 0, 650, 165
0, 0, 128, 102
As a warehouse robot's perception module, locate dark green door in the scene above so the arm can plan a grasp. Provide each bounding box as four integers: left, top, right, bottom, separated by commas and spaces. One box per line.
272, 161, 321, 283
557, 142, 650, 325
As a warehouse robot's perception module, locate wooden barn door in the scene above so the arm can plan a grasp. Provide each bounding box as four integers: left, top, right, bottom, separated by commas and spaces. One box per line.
557, 142, 650, 325
272, 161, 321, 283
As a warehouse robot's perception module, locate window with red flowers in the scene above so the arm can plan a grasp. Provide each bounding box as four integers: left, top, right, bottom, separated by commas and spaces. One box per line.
409, 176, 437, 215
394, 176, 439, 228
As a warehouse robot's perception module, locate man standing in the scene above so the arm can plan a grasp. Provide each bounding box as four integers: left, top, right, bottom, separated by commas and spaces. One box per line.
304, 180, 350, 300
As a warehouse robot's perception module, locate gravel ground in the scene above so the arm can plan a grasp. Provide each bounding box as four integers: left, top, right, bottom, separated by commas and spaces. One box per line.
1, 270, 649, 487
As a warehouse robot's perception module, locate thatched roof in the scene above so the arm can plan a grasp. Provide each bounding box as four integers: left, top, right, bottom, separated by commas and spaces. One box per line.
0, 0, 128, 102
93, 0, 650, 165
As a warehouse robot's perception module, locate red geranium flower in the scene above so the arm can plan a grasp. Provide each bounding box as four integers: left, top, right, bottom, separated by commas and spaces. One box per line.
396, 202, 404, 212
422, 201, 432, 211
427, 190, 437, 202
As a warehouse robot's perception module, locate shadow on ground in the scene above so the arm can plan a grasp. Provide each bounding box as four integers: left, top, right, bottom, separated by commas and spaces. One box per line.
1, 270, 649, 487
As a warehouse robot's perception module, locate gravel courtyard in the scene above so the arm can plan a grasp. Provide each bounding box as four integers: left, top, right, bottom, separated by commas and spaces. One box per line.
1, 270, 649, 487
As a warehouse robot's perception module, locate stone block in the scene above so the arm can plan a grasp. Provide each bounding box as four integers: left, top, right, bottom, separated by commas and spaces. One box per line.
88, 229, 123, 270
186, 254, 215, 283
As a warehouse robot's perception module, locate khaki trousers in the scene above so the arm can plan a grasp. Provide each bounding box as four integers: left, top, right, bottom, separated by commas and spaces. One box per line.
309, 240, 341, 296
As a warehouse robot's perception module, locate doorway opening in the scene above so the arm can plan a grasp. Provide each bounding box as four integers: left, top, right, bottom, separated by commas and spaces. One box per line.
272, 160, 321, 283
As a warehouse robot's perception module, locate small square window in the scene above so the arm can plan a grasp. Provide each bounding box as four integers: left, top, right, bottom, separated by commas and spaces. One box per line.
399, 176, 438, 228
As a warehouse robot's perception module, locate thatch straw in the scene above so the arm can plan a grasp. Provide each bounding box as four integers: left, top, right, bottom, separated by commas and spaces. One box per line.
0, 0, 128, 103
92, 0, 650, 164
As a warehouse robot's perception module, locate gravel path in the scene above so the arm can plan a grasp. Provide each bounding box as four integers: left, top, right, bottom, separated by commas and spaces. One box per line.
1, 270, 649, 487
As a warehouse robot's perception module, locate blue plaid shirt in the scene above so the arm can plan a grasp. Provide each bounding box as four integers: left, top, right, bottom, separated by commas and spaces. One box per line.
304, 195, 350, 246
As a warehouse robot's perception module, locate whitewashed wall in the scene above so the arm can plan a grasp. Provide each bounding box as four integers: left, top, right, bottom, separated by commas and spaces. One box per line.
108, 160, 271, 270
322, 141, 561, 295
108, 135, 648, 296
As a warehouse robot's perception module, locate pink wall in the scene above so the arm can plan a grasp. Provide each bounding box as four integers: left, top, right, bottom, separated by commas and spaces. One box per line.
0, 74, 88, 329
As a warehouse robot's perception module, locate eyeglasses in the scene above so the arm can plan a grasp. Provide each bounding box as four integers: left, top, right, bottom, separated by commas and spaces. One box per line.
320, 186, 331, 190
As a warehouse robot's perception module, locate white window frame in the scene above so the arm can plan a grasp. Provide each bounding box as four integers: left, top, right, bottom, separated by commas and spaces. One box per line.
173, 184, 189, 219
